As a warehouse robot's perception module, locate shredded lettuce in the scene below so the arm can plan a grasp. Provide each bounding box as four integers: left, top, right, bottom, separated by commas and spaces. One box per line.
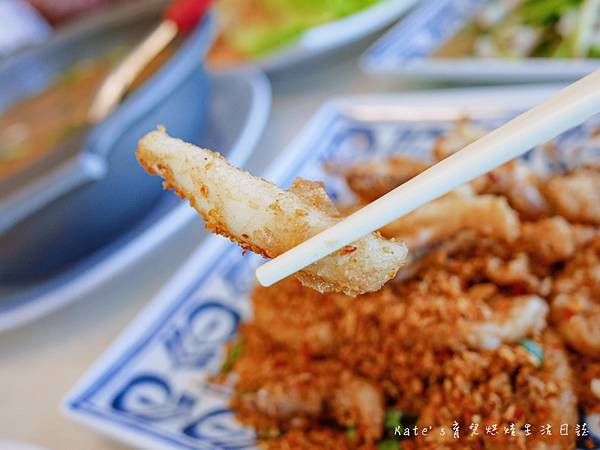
228, 22, 308, 57
266, 0, 380, 17
459, 0, 600, 58
219, 0, 382, 57
521, 0, 581, 26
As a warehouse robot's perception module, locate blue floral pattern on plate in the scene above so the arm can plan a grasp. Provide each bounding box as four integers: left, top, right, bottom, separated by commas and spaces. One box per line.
65, 90, 600, 450
364, 0, 484, 64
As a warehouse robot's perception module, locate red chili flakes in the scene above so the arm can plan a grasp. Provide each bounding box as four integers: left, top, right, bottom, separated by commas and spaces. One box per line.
341, 245, 357, 255
513, 407, 524, 420
510, 283, 528, 296
302, 341, 312, 359
562, 308, 576, 320
487, 172, 500, 183
273, 359, 287, 368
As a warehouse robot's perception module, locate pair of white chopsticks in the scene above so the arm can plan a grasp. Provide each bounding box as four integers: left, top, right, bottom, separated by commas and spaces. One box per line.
256, 68, 600, 287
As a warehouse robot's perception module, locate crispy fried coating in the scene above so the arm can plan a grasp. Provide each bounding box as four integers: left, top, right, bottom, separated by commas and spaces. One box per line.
212, 120, 600, 449
520, 217, 577, 264
223, 222, 588, 449
336, 156, 429, 202
473, 161, 552, 220
432, 120, 551, 219
432, 119, 485, 162
379, 189, 520, 250
545, 167, 600, 224
551, 238, 600, 356
461, 295, 548, 351
137, 129, 407, 296
569, 351, 600, 415
415, 332, 577, 450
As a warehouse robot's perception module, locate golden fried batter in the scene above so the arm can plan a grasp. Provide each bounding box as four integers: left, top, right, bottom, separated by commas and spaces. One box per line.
137, 129, 407, 296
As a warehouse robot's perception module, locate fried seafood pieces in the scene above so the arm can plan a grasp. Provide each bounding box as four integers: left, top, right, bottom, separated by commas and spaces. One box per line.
551, 237, 600, 357
413, 332, 577, 450
569, 352, 600, 416
332, 156, 429, 203
337, 121, 551, 221
223, 228, 582, 449
545, 168, 600, 225
219, 143, 600, 448
337, 141, 600, 254
379, 189, 520, 251
137, 129, 407, 296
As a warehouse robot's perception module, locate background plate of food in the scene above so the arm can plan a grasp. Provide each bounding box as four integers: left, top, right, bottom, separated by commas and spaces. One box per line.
361, 0, 600, 82
207, 0, 420, 72
65, 85, 600, 449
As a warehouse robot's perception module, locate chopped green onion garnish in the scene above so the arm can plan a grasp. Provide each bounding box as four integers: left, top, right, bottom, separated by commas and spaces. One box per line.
220, 339, 243, 373
378, 438, 401, 450
259, 426, 280, 439
346, 426, 357, 442
519, 339, 543, 367
384, 409, 403, 431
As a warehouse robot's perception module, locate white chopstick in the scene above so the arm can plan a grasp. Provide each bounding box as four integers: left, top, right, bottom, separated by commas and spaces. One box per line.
256, 68, 600, 288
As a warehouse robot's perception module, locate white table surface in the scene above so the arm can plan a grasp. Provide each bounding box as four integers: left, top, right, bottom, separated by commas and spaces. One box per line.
0, 40, 425, 450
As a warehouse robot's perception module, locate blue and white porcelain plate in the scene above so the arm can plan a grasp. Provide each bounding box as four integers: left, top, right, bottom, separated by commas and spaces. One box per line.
361, 0, 600, 82
65, 85, 600, 450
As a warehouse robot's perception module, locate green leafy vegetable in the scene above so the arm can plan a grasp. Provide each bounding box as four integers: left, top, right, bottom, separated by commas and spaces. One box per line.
439, 0, 600, 59
521, 0, 581, 26
384, 409, 403, 431
259, 426, 281, 439
220, 0, 382, 57
378, 438, 402, 450
220, 339, 243, 373
519, 339, 544, 368
346, 426, 357, 442
229, 22, 307, 57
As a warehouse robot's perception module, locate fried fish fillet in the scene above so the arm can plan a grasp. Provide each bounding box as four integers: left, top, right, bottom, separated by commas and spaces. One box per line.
335, 156, 429, 203
545, 167, 600, 225
137, 129, 407, 296
380, 188, 521, 250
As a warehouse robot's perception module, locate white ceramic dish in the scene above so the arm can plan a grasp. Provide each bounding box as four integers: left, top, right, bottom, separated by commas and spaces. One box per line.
0, 70, 270, 332
213, 0, 419, 74
64, 85, 600, 450
361, 0, 600, 82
